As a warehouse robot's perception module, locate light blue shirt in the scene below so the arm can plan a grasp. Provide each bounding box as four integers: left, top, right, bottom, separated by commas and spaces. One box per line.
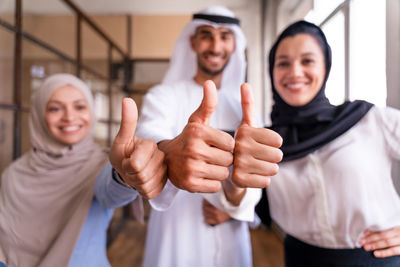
68, 163, 137, 267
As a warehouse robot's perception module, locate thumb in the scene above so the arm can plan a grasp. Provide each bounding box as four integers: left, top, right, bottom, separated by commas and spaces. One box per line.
115, 97, 138, 144
188, 80, 218, 125
240, 83, 256, 127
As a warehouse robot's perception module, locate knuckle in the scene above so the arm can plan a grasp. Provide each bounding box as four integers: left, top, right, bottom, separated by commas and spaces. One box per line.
234, 140, 246, 153
130, 158, 145, 172
270, 163, 279, 176
181, 178, 196, 192
234, 156, 247, 169
137, 171, 150, 183
187, 123, 204, 138
232, 172, 246, 187
222, 167, 230, 179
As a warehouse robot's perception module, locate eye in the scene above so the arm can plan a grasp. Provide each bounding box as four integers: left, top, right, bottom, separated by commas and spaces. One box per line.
275, 61, 289, 68
198, 33, 212, 40
47, 106, 60, 112
302, 58, 314, 65
75, 104, 88, 111
221, 33, 233, 41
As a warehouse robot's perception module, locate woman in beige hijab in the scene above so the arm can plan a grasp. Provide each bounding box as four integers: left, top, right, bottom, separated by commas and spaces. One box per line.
0, 73, 143, 267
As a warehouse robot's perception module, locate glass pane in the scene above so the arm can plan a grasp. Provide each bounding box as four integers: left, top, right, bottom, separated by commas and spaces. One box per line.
82, 22, 108, 78
133, 61, 169, 85
305, 0, 345, 25
22, 39, 76, 107
0, 27, 14, 104
81, 70, 108, 93
0, 109, 14, 173
23, 2, 76, 59
94, 121, 108, 147
93, 91, 109, 122
91, 14, 127, 54
0, 0, 14, 26
111, 87, 124, 122
349, 0, 386, 106
321, 11, 346, 105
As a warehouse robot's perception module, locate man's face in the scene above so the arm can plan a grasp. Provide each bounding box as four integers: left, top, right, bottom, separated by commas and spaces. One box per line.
191, 25, 235, 76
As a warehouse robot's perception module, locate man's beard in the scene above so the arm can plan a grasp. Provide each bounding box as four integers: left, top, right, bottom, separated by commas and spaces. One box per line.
197, 53, 230, 76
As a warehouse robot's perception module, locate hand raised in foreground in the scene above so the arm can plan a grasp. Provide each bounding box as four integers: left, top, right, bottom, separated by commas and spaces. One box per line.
158, 80, 235, 193
109, 98, 167, 199
232, 83, 283, 188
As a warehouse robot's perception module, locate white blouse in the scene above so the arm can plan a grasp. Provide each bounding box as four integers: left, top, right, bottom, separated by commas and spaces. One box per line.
268, 106, 400, 249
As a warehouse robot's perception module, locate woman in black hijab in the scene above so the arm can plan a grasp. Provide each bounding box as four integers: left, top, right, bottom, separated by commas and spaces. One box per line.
264, 20, 400, 266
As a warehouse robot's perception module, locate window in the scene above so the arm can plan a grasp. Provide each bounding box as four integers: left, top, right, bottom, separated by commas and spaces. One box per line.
305, 0, 386, 106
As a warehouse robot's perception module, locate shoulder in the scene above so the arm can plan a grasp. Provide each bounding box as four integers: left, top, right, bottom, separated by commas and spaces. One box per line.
147, 80, 194, 95
366, 105, 400, 124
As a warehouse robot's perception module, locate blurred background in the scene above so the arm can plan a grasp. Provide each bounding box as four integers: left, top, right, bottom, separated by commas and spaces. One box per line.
0, 0, 399, 266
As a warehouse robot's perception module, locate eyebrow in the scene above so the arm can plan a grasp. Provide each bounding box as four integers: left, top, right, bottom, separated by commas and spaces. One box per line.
276, 52, 317, 59
197, 28, 233, 35
47, 99, 87, 105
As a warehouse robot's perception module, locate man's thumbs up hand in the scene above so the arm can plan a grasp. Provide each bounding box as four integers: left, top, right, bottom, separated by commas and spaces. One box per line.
232, 83, 283, 188
110, 98, 167, 199
188, 80, 217, 125
158, 80, 234, 193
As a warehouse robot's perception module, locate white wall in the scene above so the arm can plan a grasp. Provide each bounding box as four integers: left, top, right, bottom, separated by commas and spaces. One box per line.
386, 0, 400, 193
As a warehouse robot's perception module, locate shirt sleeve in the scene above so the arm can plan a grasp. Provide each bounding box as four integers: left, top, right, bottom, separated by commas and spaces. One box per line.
94, 162, 138, 209
379, 107, 400, 160
148, 180, 180, 211
202, 187, 262, 222
136, 84, 177, 143
136, 84, 183, 210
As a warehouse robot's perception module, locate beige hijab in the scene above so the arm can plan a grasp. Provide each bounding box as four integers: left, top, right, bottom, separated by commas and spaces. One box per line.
0, 73, 108, 267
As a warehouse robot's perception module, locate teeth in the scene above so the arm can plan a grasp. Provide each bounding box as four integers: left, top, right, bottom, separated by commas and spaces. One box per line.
62, 126, 80, 132
287, 83, 303, 89
207, 56, 222, 64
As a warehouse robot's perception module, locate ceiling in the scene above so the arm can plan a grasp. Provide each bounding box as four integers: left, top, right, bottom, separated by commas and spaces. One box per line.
1, 0, 252, 15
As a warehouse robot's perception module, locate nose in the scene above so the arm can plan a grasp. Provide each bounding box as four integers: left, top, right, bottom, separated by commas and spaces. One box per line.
210, 37, 223, 53
62, 106, 75, 121
289, 61, 303, 77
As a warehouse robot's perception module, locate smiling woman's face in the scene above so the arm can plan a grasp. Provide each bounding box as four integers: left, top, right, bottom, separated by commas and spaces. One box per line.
273, 33, 326, 107
45, 85, 92, 145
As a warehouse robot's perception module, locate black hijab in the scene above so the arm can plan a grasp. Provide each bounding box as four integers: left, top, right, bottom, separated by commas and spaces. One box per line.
268, 20, 373, 162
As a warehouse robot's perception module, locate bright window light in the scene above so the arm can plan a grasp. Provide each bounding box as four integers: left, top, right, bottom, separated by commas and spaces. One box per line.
349, 0, 386, 106
305, 0, 345, 25
306, 0, 386, 107
321, 12, 346, 105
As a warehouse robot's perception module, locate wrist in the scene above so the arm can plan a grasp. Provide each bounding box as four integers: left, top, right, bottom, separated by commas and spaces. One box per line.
222, 180, 246, 206
112, 168, 136, 190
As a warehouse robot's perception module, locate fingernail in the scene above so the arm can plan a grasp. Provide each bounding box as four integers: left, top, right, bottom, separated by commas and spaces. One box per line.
364, 245, 371, 251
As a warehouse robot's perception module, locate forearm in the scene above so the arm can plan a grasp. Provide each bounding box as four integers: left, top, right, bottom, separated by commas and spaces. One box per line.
95, 163, 138, 208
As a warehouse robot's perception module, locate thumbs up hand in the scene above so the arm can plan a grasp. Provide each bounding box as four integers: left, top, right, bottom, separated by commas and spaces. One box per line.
232, 83, 283, 188
109, 98, 167, 199
158, 80, 235, 193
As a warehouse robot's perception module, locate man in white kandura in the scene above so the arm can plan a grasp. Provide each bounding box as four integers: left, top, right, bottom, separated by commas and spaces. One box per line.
135, 6, 283, 267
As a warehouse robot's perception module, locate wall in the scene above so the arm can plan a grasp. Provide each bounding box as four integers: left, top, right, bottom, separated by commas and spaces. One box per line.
386, 0, 400, 192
